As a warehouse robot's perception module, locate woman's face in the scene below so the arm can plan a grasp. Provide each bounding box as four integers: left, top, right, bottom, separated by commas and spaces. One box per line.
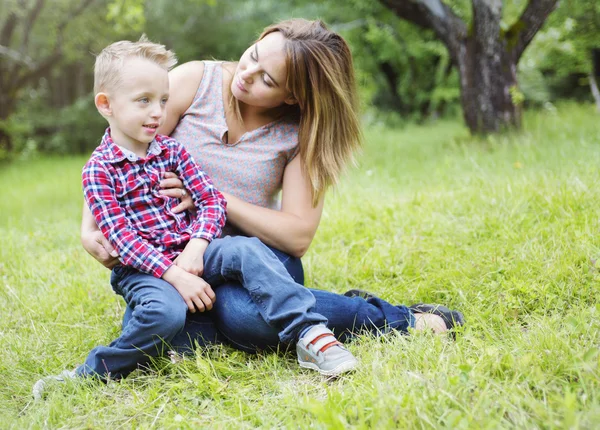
232, 32, 296, 110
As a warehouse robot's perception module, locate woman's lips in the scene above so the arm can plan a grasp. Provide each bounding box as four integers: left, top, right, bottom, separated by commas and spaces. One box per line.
236, 78, 247, 93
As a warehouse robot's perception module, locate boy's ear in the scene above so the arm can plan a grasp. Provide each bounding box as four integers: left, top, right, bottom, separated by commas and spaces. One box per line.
95, 93, 112, 116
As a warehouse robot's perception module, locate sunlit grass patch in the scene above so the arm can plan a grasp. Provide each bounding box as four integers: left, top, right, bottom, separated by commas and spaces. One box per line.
1, 103, 599, 428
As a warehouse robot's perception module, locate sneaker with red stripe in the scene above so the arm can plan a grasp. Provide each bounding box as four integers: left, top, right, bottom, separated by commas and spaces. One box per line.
296, 325, 358, 376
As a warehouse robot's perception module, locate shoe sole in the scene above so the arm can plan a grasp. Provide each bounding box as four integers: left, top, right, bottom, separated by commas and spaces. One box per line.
298, 357, 358, 376
343, 289, 378, 300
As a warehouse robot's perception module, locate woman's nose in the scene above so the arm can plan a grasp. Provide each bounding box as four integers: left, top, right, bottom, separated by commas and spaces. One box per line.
240, 64, 259, 82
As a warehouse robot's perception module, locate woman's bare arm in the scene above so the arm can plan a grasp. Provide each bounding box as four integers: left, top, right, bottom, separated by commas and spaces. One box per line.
223, 157, 324, 257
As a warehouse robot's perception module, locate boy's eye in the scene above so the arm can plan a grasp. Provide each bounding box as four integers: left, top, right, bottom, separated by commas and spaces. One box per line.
139, 97, 149, 103
161, 98, 168, 105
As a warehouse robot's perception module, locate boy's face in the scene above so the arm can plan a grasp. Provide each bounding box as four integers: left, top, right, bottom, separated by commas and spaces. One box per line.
98, 57, 169, 149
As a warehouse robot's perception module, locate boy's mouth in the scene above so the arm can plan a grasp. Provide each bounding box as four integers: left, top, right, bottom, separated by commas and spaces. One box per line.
143, 124, 159, 132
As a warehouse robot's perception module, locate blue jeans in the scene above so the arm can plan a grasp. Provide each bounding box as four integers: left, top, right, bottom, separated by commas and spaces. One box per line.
167, 246, 416, 354
78, 264, 187, 378
78, 236, 326, 378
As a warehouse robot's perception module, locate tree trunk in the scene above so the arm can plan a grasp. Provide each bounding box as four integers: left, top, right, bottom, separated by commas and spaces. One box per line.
378, 61, 406, 113
457, 38, 521, 133
0, 97, 14, 153
0, 130, 13, 154
590, 73, 600, 113
591, 49, 600, 113
379, 0, 559, 134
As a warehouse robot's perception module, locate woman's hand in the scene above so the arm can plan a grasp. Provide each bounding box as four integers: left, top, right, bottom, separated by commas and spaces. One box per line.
81, 203, 120, 269
81, 229, 120, 269
159, 172, 194, 214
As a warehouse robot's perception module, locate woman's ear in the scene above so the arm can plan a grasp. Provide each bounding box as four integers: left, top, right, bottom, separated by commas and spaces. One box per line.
284, 94, 298, 106
95, 93, 112, 117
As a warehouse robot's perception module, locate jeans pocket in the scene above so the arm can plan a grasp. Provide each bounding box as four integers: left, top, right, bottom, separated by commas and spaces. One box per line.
110, 265, 129, 295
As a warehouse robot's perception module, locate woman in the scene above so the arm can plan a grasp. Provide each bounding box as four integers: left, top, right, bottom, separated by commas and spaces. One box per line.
82, 19, 462, 355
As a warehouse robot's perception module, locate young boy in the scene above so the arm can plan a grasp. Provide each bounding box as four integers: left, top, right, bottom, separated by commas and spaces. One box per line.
33, 37, 356, 398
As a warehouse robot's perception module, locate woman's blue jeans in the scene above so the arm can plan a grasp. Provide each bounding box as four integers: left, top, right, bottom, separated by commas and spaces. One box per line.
129, 245, 416, 355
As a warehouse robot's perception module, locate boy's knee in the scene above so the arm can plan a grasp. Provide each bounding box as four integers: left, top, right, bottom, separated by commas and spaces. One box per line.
146, 299, 187, 338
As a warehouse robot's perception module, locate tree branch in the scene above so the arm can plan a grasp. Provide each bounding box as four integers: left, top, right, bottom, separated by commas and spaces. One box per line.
8, 0, 97, 93
378, 0, 467, 64
19, 0, 46, 58
55, 0, 97, 45
0, 11, 18, 48
0, 45, 35, 68
507, 0, 559, 61
14, 52, 62, 90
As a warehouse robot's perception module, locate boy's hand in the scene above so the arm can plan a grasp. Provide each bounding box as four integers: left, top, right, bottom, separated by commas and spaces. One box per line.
174, 239, 209, 276
163, 265, 216, 312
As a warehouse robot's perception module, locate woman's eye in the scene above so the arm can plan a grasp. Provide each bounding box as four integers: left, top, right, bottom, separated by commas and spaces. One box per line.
262, 75, 272, 87
250, 52, 257, 62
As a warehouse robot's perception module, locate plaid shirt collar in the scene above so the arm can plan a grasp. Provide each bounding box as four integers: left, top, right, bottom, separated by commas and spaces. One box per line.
97, 128, 165, 163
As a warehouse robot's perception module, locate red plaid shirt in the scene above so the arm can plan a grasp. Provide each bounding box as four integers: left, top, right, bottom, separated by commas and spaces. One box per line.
82, 130, 227, 278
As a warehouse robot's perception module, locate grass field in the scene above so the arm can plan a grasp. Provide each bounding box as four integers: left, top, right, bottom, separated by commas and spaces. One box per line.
1, 103, 599, 428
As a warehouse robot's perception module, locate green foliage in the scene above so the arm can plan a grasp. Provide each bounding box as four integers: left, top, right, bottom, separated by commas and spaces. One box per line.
2, 105, 600, 427
518, 0, 600, 105
2, 0, 597, 157
107, 0, 146, 33
290, 0, 462, 123
8, 95, 106, 156
144, 0, 302, 63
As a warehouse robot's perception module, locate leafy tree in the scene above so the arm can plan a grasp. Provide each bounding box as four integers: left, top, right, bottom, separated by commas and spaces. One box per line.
0, 0, 99, 153
143, 0, 304, 63
378, 0, 559, 134
523, 0, 600, 109
340, 9, 460, 122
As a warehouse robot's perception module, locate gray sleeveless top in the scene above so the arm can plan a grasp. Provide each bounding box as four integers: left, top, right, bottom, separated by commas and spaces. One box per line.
171, 61, 300, 236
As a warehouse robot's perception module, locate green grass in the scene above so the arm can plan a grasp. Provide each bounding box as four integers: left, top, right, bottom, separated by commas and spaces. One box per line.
1, 103, 599, 428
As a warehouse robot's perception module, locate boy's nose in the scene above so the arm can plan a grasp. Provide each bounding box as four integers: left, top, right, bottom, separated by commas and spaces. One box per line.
150, 103, 163, 118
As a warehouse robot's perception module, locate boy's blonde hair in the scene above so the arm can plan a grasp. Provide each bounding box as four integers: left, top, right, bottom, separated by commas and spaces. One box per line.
94, 35, 177, 94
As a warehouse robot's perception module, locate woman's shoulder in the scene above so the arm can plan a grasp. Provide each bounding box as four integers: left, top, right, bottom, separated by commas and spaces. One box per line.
170, 61, 205, 88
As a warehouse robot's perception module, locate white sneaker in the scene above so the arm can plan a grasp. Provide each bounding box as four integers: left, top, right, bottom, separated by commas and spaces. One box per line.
296, 325, 358, 376
32, 369, 77, 400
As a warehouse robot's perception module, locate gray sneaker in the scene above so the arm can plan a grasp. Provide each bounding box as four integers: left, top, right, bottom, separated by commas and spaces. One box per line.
32, 369, 77, 400
296, 325, 358, 376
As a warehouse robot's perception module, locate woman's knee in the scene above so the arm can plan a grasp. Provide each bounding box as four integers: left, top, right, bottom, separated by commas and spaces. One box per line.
221, 236, 263, 256
212, 283, 280, 351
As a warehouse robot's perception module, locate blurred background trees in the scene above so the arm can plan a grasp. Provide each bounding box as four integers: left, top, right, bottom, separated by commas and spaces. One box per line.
0, 0, 597, 159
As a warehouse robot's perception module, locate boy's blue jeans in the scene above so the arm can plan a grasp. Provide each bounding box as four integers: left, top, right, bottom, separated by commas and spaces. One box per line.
77, 236, 327, 379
